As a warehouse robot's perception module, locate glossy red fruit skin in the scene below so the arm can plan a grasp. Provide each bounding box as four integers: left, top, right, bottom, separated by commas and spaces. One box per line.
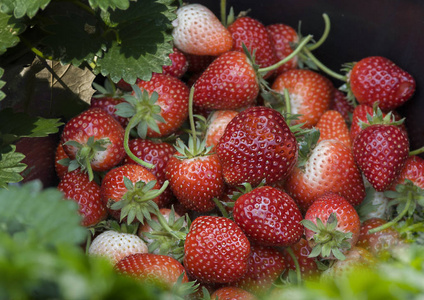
316, 110, 352, 148
165, 154, 224, 212
284, 238, 320, 280
353, 124, 409, 192
390, 155, 424, 189
228, 16, 278, 78
54, 143, 69, 179
135, 73, 189, 138
61, 108, 126, 172
90, 96, 129, 128
204, 110, 239, 151
211, 286, 258, 300
330, 89, 354, 123
184, 216, 251, 284
216, 106, 298, 187
233, 186, 303, 247
161, 47, 188, 78
115, 253, 188, 288
349, 56, 416, 111
100, 164, 160, 221
58, 170, 107, 227
123, 138, 176, 207
193, 51, 259, 110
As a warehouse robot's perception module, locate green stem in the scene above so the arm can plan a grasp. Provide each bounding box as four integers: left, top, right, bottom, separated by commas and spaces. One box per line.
302, 47, 347, 82
213, 198, 229, 218
286, 247, 302, 285
155, 209, 187, 241
409, 146, 424, 156
84, 155, 94, 182
20, 36, 53, 61
307, 13, 331, 51
258, 35, 313, 74
124, 117, 154, 169
283, 88, 291, 115
220, 0, 227, 27
399, 221, 424, 234
368, 195, 412, 234
188, 86, 197, 150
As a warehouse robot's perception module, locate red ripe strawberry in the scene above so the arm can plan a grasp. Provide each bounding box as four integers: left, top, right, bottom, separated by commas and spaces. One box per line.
232, 244, 287, 296
116, 78, 138, 92
90, 97, 129, 128
54, 142, 69, 179
353, 123, 409, 192
184, 215, 250, 284
347, 56, 416, 111
193, 51, 259, 110
134, 73, 189, 138
228, 16, 278, 78
302, 192, 361, 260
57, 170, 107, 227
211, 286, 258, 300
284, 139, 365, 213
161, 47, 188, 78
123, 138, 176, 207
60, 108, 125, 180
315, 110, 352, 148
216, 106, 298, 187
100, 164, 162, 223
266, 23, 299, 76
88, 229, 148, 264
204, 110, 239, 151
272, 69, 334, 128
329, 89, 354, 124
172, 3, 233, 56
390, 155, 424, 189
115, 253, 188, 288
165, 151, 224, 213
233, 186, 303, 247
283, 238, 320, 280
356, 218, 402, 256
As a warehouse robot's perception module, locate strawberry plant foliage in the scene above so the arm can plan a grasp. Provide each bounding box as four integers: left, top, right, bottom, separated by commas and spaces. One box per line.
0, 0, 51, 18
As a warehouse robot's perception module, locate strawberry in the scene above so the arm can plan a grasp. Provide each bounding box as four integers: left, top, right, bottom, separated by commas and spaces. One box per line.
231, 244, 287, 296
115, 253, 189, 289
216, 106, 298, 187
58, 170, 107, 227
60, 107, 126, 181
210, 286, 258, 300
284, 139, 365, 213
347, 56, 416, 111
390, 155, 424, 190
172, 3, 233, 56
192, 51, 259, 110
204, 110, 239, 151
315, 110, 352, 148
185, 53, 215, 74
353, 119, 409, 192
184, 215, 251, 284
54, 142, 70, 179
329, 89, 354, 124
88, 228, 148, 264
283, 238, 320, 280
123, 138, 176, 207
233, 186, 303, 247
100, 164, 166, 224
161, 47, 188, 78
356, 218, 402, 256
228, 16, 278, 78
271, 69, 334, 128
302, 192, 361, 260
266, 23, 299, 76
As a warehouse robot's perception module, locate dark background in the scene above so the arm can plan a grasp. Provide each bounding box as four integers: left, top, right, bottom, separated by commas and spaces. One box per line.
197, 0, 424, 155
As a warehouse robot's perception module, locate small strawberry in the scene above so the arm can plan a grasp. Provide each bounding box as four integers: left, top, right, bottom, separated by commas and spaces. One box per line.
210, 286, 258, 300
347, 56, 416, 111
161, 47, 188, 78
172, 3, 233, 56
352, 113, 409, 192
233, 186, 303, 247
302, 192, 361, 260
58, 170, 107, 227
329, 89, 354, 124
216, 106, 298, 187
60, 107, 126, 181
283, 238, 320, 280
228, 16, 278, 78
271, 69, 334, 128
390, 155, 424, 190
55, 142, 70, 179
315, 110, 352, 148
204, 110, 239, 151
184, 215, 251, 284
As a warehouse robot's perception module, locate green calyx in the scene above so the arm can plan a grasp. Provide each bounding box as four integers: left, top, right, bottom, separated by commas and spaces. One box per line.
359, 102, 405, 130
110, 177, 169, 225
92, 77, 122, 98
301, 213, 353, 261
62, 136, 110, 181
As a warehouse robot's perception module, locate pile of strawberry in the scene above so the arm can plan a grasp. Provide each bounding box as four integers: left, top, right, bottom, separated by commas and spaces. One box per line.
49, 2, 424, 299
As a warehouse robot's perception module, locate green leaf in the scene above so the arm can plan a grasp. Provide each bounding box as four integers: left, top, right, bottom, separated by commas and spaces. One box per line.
96, 0, 176, 83
0, 145, 26, 188
0, 11, 26, 55
0, 67, 5, 101
0, 0, 51, 19
88, 0, 131, 12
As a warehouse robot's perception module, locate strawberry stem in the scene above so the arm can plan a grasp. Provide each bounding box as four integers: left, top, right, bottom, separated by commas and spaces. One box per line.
285, 247, 302, 285
123, 116, 154, 169
307, 13, 331, 51
154, 210, 187, 241
302, 47, 347, 82
220, 0, 227, 27
409, 146, 424, 156
188, 86, 197, 149
258, 34, 313, 74
213, 198, 230, 218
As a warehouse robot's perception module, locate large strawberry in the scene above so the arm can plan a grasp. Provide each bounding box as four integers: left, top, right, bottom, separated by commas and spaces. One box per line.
271, 69, 334, 128
184, 215, 251, 284
233, 186, 303, 247
58, 170, 107, 227
347, 56, 416, 111
172, 3, 233, 56
216, 106, 298, 187
60, 107, 125, 181
302, 192, 361, 260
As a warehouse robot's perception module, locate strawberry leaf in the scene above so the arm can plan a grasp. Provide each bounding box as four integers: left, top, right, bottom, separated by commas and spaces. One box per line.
88, 0, 131, 12
0, 11, 25, 55
0, 67, 5, 101
0, 145, 26, 188
0, 0, 51, 19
